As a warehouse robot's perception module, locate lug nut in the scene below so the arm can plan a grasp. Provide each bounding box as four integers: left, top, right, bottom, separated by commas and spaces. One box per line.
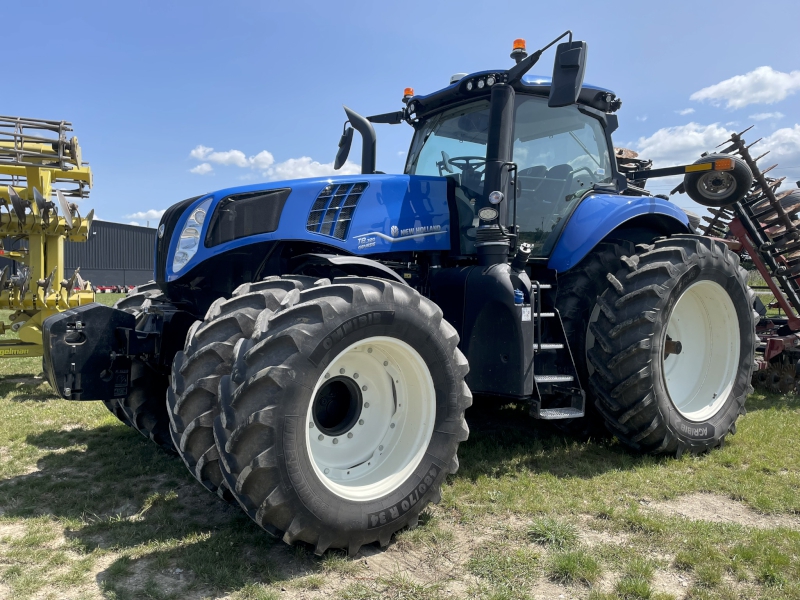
383, 361, 388, 366
339, 368, 345, 374
362, 385, 368, 391
364, 402, 370, 408
347, 432, 353, 438
324, 373, 330, 379
379, 445, 384, 451
309, 422, 314, 428
318, 434, 324, 441
333, 438, 339, 445
390, 423, 395, 428
359, 419, 364, 425
368, 348, 373, 353
353, 373, 359, 379
324, 468, 330, 474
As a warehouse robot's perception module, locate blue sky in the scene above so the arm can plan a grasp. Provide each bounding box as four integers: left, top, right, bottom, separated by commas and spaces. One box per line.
5, 0, 799, 223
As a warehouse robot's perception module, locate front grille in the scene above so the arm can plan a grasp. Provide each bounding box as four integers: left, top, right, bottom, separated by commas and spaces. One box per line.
306, 182, 367, 240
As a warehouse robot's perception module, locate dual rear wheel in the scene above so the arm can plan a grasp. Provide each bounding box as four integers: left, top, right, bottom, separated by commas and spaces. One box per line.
171, 276, 470, 555
569, 235, 756, 455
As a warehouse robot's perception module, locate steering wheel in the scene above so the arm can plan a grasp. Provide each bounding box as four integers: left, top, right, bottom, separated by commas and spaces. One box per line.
448, 156, 486, 173
569, 166, 596, 181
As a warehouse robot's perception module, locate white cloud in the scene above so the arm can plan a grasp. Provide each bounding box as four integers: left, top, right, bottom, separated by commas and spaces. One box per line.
128, 221, 140, 226
676, 108, 695, 115
264, 157, 360, 181
762, 124, 800, 159
190, 162, 213, 175
690, 66, 800, 109
189, 145, 213, 160
636, 115, 648, 122
633, 122, 733, 167
126, 209, 166, 221
749, 112, 785, 121
188, 144, 360, 180
189, 145, 275, 171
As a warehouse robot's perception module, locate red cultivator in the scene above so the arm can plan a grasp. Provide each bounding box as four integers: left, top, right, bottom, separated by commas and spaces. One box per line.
693, 128, 800, 393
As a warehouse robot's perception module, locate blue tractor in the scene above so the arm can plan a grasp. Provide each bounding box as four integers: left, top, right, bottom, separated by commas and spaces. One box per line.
42, 33, 757, 555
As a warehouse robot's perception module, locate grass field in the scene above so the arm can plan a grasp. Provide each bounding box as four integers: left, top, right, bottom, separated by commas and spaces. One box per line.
1, 294, 799, 599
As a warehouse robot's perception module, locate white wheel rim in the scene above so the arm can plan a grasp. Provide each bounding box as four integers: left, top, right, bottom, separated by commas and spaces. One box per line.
305, 336, 436, 502
663, 280, 740, 421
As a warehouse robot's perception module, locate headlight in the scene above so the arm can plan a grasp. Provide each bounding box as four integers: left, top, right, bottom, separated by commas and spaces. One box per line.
172, 197, 212, 273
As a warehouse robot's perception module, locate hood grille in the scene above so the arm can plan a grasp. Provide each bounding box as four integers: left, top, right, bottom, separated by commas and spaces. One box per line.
306, 182, 367, 240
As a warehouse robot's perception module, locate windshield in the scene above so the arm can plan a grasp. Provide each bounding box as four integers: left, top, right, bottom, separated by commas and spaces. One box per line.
513, 96, 613, 256
406, 101, 489, 254
405, 95, 612, 257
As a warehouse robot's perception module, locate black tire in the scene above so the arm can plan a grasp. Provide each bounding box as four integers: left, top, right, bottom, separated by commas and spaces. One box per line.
167, 276, 318, 498
554, 241, 633, 438
213, 277, 471, 556
684, 153, 753, 208
104, 281, 174, 450
586, 235, 756, 455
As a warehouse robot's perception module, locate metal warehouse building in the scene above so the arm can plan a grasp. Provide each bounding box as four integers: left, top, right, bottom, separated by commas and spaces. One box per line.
0, 221, 155, 287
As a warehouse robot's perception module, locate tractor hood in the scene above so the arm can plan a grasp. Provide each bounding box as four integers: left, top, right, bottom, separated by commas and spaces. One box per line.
162, 174, 451, 282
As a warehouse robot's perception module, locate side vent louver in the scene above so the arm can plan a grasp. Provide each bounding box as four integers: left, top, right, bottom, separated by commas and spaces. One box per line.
306, 182, 367, 240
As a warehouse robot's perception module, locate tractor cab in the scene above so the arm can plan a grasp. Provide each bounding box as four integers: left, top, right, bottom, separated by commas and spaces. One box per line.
404, 86, 617, 255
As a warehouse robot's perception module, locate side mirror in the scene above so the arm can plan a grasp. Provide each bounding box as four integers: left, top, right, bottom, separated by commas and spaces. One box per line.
334, 125, 354, 170
684, 154, 753, 207
548, 40, 588, 108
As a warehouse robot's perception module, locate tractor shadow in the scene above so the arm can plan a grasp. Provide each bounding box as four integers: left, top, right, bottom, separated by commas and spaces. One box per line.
455, 395, 661, 482
0, 373, 55, 402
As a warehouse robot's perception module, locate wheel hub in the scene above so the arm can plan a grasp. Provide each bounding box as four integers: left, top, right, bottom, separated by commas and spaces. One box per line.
312, 377, 363, 436
698, 171, 735, 200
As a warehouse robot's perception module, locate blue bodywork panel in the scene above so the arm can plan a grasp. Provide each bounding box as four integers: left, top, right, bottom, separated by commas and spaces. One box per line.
165, 174, 451, 282
547, 194, 690, 273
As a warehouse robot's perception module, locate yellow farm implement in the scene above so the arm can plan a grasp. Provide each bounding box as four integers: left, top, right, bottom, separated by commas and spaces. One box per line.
0, 116, 95, 357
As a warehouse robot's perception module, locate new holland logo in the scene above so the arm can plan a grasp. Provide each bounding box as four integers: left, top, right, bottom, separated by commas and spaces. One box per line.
354, 224, 445, 244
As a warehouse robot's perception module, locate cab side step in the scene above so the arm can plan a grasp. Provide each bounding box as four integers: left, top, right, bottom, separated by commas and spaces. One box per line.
529, 280, 585, 420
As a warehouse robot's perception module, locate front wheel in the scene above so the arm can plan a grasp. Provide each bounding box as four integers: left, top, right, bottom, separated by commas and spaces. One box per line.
586, 235, 756, 455
213, 277, 471, 555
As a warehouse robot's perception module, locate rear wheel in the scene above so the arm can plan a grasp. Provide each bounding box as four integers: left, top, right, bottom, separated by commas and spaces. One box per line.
167, 276, 317, 498
214, 277, 471, 555
104, 281, 173, 450
586, 235, 756, 455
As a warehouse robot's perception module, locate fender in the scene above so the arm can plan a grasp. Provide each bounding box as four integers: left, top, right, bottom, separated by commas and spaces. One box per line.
291, 253, 409, 285
547, 194, 690, 272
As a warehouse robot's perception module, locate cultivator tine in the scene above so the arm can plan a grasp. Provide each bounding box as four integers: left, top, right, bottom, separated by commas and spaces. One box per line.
0, 266, 8, 291
56, 190, 73, 229
753, 151, 770, 163
7, 186, 30, 226
746, 138, 763, 151
761, 164, 779, 177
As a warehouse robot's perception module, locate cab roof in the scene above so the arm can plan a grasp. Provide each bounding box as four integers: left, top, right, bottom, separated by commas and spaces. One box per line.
405, 71, 619, 120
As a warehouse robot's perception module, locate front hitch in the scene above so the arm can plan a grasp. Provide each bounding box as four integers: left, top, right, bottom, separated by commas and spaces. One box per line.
43, 303, 139, 401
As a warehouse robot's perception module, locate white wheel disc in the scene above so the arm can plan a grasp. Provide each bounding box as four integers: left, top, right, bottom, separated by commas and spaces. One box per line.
305, 336, 436, 502
663, 280, 740, 421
